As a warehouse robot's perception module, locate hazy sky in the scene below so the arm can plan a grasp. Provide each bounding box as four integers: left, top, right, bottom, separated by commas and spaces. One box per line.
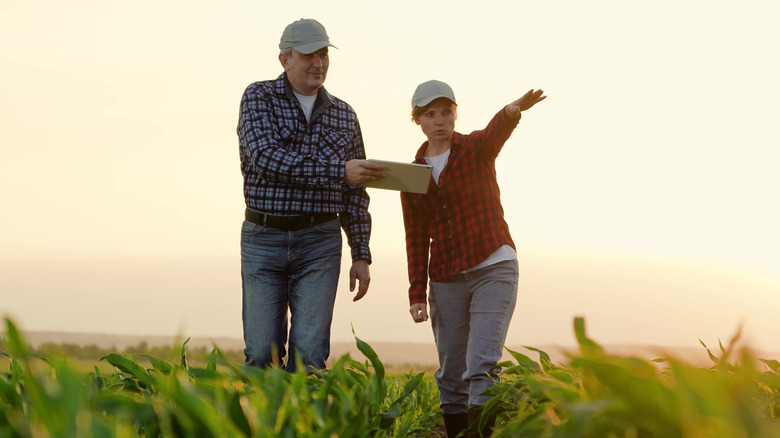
2, 1, 779, 352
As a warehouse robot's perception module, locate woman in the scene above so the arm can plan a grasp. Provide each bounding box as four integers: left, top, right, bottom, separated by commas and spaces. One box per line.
401, 80, 546, 437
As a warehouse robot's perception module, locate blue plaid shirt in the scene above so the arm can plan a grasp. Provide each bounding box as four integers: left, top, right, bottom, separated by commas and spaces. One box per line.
237, 73, 372, 262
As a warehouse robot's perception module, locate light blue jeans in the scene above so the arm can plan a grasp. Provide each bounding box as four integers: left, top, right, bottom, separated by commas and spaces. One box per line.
429, 259, 518, 414
240, 217, 342, 372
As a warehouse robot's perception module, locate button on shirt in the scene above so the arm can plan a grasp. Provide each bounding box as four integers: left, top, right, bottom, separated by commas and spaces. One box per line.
237, 73, 371, 262
401, 109, 520, 305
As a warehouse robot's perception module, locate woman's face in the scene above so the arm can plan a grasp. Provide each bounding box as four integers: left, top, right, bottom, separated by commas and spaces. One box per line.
414, 99, 457, 143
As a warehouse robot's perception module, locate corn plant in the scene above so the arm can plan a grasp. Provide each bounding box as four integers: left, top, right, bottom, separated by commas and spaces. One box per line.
1, 318, 441, 437
10, 313, 779, 438
482, 317, 780, 438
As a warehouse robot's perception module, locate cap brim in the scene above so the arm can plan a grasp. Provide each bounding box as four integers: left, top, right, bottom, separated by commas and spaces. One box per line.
413, 95, 456, 109
293, 41, 337, 54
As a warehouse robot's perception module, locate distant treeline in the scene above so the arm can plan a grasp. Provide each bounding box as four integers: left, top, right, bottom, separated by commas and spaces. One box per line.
11, 340, 245, 364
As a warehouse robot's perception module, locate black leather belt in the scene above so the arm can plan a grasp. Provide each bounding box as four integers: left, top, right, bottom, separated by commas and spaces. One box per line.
245, 209, 338, 231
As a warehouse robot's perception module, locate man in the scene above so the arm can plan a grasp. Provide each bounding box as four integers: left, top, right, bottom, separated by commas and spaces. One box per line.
237, 18, 385, 371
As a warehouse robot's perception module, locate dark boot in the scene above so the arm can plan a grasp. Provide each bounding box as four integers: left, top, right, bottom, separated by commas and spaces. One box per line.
443, 412, 468, 438
467, 406, 495, 437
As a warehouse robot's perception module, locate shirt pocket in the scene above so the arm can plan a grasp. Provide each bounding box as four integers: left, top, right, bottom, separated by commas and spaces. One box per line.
318, 128, 350, 160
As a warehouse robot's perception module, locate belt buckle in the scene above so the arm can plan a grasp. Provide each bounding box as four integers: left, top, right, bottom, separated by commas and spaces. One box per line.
277, 216, 292, 231
286, 215, 309, 231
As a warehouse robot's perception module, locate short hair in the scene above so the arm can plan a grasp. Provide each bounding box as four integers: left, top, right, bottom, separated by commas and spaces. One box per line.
411, 98, 457, 121
280, 47, 293, 57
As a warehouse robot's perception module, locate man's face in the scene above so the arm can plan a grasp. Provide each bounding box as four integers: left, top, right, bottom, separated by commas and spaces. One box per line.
279, 48, 329, 96
414, 99, 457, 143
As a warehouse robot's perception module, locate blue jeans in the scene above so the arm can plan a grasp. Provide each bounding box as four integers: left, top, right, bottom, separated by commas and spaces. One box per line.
241, 217, 342, 372
429, 259, 518, 414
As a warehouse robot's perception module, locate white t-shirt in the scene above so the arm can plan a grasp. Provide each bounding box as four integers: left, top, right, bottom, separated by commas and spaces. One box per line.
293, 91, 317, 122
424, 149, 450, 184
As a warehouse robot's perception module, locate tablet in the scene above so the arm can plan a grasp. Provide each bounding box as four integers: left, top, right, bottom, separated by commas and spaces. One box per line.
364, 159, 433, 194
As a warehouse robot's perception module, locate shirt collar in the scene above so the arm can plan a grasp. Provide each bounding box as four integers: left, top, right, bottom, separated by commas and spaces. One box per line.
413, 132, 464, 162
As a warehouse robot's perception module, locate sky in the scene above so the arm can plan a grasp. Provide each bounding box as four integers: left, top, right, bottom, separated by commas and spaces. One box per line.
2, 0, 779, 352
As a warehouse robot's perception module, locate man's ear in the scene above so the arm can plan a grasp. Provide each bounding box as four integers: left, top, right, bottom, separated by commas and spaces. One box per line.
278, 52, 288, 70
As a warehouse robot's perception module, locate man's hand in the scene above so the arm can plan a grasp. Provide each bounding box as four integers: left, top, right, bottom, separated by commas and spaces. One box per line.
409, 303, 428, 323
349, 259, 371, 302
505, 89, 547, 118
345, 160, 385, 185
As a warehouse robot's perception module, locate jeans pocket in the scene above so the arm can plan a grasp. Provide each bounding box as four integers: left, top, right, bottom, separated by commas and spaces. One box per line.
241, 220, 263, 235
313, 217, 341, 233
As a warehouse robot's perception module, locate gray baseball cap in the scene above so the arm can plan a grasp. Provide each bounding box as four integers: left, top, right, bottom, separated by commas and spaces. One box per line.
411, 80, 456, 109
279, 18, 337, 55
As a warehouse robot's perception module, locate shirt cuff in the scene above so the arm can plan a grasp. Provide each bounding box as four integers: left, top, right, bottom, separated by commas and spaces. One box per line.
408, 284, 427, 305
351, 245, 371, 264
408, 295, 427, 306
331, 161, 346, 184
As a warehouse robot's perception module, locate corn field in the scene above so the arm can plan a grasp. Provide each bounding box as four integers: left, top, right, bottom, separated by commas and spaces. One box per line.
2, 316, 780, 437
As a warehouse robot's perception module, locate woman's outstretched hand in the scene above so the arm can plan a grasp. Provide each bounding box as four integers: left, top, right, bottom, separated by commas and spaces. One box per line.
505, 89, 547, 117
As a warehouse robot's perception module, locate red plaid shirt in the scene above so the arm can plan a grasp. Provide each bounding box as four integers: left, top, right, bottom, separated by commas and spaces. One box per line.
401, 109, 520, 305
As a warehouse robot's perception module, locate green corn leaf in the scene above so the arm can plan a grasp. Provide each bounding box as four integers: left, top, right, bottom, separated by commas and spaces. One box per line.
354, 335, 384, 380
100, 353, 155, 388
698, 339, 720, 365
188, 367, 222, 380
179, 338, 190, 369
168, 376, 240, 436
389, 372, 424, 408
573, 317, 604, 357
506, 347, 542, 372
524, 345, 555, 372
0, 374, 22, 408
353, 331, 387, 408
726, 324, 743, 349
760, 359, 780, 373
398, 371, 424, 400
717, 339, 731, 365
227, 390, 252, 437
377, 404, 401, 430
52, 362, 86, 437
756, 372, 780, 391
92, 391, 146, 415
140, 354, 173, 375
206, 346, 219, 372
3, 319, 30, 359
89, 416, 114, 438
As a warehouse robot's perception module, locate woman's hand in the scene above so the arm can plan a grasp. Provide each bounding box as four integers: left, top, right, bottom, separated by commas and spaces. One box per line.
505, 89, 547, 117
409, 303, 429, 323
